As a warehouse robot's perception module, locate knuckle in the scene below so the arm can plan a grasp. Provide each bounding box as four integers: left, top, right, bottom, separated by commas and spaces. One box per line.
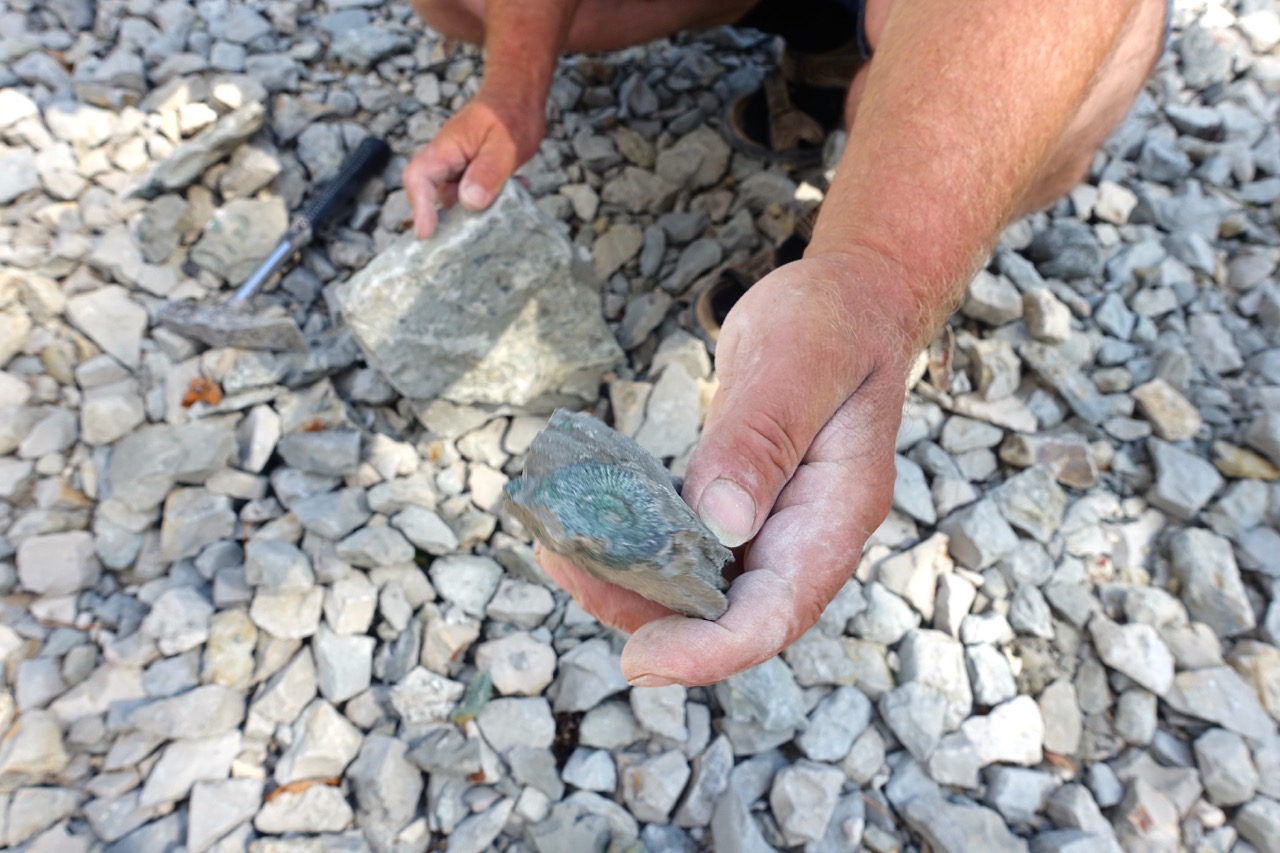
737, 407, 802, 489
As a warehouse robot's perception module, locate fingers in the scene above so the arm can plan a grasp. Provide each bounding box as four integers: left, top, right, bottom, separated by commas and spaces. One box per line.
621, 371, 903, 686
682, 275, 876, 548
403, 138, 469, 238
536, 546, 677, 632
458, 126, 517, 210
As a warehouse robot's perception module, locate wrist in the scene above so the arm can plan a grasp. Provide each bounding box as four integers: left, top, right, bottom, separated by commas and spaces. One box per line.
796, 247, 940, 368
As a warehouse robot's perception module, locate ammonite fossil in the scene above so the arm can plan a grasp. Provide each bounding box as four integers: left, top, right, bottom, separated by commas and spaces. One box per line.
504, 409, 732, 620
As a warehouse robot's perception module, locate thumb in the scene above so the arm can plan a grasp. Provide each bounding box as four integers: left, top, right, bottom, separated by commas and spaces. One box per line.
681, 284, 869, 547
458, 128, 517, 210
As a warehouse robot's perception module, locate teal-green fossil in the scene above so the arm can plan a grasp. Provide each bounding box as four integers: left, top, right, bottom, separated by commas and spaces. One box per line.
504, 409, 732, 620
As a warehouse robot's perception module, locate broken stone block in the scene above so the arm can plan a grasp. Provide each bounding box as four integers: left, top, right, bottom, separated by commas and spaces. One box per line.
504, 410, 731, 620
340, 182, 623, 413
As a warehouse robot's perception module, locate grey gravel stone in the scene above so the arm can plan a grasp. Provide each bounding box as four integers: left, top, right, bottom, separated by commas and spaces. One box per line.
1194, 728, 1259, 807
770, 759, 844, 846
1088, 614, 1174, 696
1168, 528, 1255, 637
939, 499, 1019, 570
621, 750, 690, 823
1146, 438, 1224, 520
880, 682, 947, 762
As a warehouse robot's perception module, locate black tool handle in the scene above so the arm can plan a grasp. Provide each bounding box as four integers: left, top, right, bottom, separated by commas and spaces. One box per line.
302, 136, 392, 232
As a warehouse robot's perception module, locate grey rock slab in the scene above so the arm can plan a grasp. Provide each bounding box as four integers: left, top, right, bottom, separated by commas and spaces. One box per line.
1165, 666, 1276, 742
552, 637, 629, 713
187, 778, 262, 853
880, 682, 948, 762
1194, 728, 1258, 807
428, 555, 503, 618
1088, 614, 1174, 696
341, 182, 622, 412
1169, 528, 1255, 637
15, 531, 100, 596
620, 749, 691, 824
476, 697, 555, 753
903, 795, 1029, 853
130, 684, 244, 739
938, 499, 1019, 570
274, 700, 363, 784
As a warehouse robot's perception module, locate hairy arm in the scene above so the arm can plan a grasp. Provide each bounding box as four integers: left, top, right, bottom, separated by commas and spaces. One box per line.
405, 0, 580, 235
810, 0, 1149, 355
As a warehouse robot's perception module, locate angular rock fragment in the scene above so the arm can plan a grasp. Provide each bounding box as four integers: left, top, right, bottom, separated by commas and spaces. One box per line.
505, 409, 731, 619
340, 182, 622, 411
133, 103, 267, 197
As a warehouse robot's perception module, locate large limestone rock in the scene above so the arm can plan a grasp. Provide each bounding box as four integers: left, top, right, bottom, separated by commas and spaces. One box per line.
340, 182, 623, 413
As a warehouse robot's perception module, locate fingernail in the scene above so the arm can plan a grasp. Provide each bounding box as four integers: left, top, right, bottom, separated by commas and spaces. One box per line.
698, 479, 756, 548
629, 674, 676, 688
459, 183, 488, 208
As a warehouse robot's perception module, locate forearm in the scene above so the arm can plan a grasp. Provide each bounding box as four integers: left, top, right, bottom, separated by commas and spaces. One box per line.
479, 0, 581, 103
809, 0, 1143, 351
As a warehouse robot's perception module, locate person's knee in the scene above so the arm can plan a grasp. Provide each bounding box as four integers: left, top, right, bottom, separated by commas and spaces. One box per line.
408, 0, 486, 44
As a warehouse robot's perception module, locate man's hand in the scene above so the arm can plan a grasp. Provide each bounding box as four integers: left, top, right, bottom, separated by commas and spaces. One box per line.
539, 252, 916, 685
402, 90, 544, 238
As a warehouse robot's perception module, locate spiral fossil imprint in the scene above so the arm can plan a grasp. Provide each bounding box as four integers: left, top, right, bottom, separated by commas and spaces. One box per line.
504, 409, 732, 620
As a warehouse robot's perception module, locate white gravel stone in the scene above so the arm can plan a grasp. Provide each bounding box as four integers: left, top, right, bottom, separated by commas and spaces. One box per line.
429, 555, 503, 618
1089, 614, 1174, 696
15, 531, 100, 596
476, 697, 555, 753
274, 700, 364, 784
474, 631, 557, 696
960, 695, 1044, 767
621, 750, 691, 824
